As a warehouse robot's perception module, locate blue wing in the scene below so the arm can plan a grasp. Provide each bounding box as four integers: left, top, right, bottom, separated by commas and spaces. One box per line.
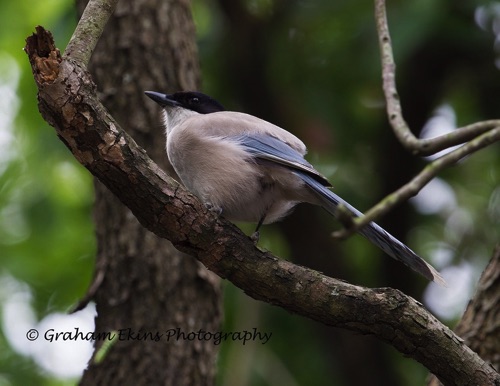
233, 133, 445, 285
231, 134, 330, 186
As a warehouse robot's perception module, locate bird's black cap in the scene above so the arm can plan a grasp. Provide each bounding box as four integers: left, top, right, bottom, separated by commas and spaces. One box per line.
145, 91, 225, 114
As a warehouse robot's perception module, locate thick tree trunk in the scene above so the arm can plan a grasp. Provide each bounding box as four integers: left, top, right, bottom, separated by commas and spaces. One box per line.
24, 0, 500, 383
428, 245, 500, 386
75, 1, 222, 385
454, 245, 500, 373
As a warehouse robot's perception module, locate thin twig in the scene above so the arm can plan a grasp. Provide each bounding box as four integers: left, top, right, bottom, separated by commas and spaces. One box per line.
333, 125, 500, 239
374, 0, 418, 149
416, 120, 500, 156
24, 27, 500, 383
375, 0, 499, 156
64, 0, 119, 65
332, 0, 500, 239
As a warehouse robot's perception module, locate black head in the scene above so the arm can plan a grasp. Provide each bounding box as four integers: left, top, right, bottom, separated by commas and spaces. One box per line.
144, 91, 225, 114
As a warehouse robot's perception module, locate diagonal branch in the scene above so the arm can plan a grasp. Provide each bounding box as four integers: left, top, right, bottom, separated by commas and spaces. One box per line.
375, 0, 500, 156
24, 22, 500, 385
333, 123, 500, 239
332, 0, 500, 239
64, 0, 119, 65
428, 245, 500, 385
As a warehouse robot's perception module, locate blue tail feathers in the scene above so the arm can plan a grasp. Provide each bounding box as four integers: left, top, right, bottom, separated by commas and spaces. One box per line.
297, 171, 446, 285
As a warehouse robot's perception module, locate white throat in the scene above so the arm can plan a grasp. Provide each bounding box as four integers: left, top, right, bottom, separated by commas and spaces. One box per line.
162, 107, 199, 136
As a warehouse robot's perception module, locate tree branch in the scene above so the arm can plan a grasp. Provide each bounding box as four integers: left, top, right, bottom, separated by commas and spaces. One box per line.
428, 245, 500, 385
454, 245, 500, 372
333, 123, 500, 239
332, 0, 500, 240
24, 22, 500, 385
375, 0, 500, 156
64, 0, 119, 65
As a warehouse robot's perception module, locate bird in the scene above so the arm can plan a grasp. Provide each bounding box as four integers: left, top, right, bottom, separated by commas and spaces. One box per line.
145, 90, 446, 285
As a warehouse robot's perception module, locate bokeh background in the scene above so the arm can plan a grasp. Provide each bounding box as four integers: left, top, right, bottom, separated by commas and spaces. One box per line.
1, 0, 499, 385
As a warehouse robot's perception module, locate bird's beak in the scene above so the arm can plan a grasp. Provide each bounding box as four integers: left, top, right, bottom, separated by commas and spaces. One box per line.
144, 91, 179, 107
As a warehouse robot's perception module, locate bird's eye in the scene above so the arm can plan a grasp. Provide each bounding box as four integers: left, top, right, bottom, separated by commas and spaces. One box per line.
190, 97, 200, 104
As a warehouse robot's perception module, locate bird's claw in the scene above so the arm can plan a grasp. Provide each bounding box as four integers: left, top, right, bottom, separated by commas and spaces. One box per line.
205, 202, 223, 216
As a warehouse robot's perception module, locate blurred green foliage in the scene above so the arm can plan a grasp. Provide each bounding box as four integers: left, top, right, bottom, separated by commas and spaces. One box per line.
1, 0, 499, 385
0, 1, 92, 385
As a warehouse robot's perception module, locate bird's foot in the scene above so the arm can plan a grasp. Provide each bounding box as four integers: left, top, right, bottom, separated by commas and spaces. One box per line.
250, 231, 260, 244
205, 202, 222, 216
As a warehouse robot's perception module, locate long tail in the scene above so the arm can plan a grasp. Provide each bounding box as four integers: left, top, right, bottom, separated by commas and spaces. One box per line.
298, 172, 446, 286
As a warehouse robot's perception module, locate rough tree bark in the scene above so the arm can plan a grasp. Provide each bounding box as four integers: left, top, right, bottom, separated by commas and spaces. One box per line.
214, 3, 402, 384
73, 1, 222, 385
24, 0, 500, 384
454, 246, 500, 373
428, 245, 500, 386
